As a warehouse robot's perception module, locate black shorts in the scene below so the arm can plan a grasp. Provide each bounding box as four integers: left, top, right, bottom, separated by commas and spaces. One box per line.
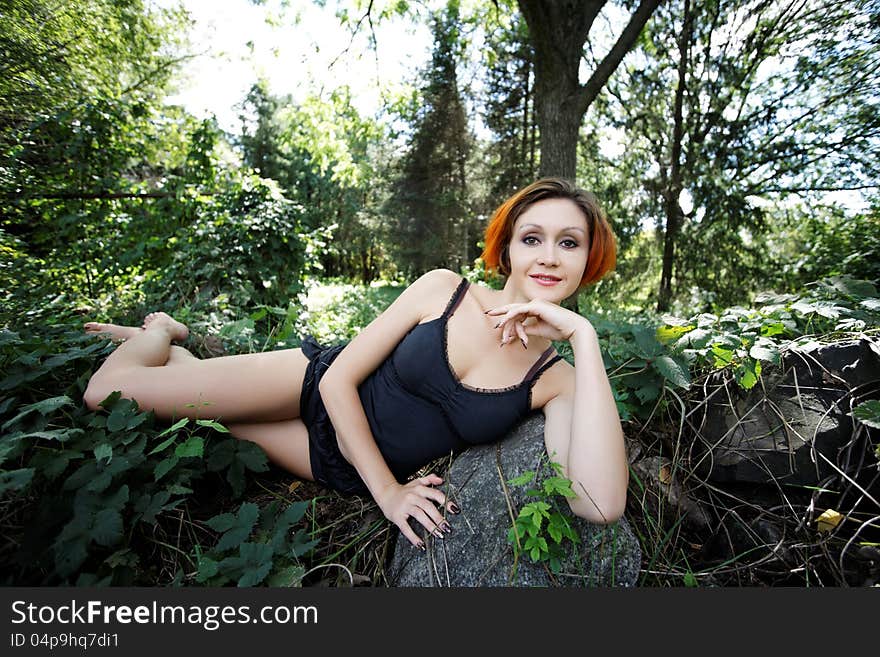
299, 335, 370, 496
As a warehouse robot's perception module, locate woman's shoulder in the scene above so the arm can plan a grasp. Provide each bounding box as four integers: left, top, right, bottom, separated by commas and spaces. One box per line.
409, 268, 462, 300
534, 354, 575, 409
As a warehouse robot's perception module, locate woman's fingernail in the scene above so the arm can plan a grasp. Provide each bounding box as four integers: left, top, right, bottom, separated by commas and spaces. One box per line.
442, 523, 452, 534
416, 541, 425, 550
521, 339, 527, 350
449, 503, 460, 514
434, 529, 445, 539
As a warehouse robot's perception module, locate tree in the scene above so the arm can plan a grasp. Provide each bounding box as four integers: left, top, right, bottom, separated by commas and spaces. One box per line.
516, 0, 662, 179
605, 0, 880, 311
391, 1, 473, 277
480, 6, 538, 203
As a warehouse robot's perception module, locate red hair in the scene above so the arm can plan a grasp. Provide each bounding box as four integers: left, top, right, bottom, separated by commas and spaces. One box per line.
481, 178, 616, 287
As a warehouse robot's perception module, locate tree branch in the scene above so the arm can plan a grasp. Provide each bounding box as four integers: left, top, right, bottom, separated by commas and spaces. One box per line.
575, 0, 662, 117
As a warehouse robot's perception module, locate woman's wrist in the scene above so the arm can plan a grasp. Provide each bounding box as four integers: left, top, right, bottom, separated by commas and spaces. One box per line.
567, 317, 597, 344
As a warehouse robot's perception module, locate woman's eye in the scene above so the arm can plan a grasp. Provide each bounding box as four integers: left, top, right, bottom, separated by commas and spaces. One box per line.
561, 239, 579, 249
523, 236, 539, 245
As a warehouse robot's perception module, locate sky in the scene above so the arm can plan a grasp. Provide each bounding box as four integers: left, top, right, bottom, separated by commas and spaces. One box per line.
159, 0, 434, 132
154, 0, 867, 212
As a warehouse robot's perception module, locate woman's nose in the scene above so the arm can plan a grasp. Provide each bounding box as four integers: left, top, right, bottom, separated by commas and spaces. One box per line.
537, 246, 559, 266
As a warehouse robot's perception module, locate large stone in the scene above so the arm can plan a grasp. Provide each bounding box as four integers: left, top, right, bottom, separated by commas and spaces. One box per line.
696, 338, 880, 485
387, 413, 641, 587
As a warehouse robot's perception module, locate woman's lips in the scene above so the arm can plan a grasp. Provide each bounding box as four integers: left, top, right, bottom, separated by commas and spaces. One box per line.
530, 274, 562, 286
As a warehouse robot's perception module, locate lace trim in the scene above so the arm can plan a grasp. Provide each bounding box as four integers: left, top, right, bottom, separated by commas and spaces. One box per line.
441, 277, 469, 319
441, 318, 523, 394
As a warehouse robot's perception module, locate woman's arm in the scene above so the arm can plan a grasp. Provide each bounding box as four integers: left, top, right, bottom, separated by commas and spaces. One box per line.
318, 268, 460, 547
544, 325, 628, 522
488, 303, 628, 523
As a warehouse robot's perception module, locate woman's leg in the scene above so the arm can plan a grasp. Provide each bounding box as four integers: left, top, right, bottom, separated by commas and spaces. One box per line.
83, 312, 311, 424
226, 418, 314, 481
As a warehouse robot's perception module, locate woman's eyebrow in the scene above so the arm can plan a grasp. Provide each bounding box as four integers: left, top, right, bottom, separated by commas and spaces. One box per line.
519, 222, 586, 235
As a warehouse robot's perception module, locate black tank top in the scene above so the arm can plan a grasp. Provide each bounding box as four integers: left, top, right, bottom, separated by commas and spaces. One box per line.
358, 276, 564, 481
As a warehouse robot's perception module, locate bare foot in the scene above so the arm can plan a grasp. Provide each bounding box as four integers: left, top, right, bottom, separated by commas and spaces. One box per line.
83, 322, 142, 344
142, 312, 189, 342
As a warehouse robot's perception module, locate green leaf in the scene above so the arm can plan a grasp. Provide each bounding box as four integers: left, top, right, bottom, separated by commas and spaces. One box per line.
147, 434, 177, 456
749, 343, 781, 365
736, 359, 761, 390
156, 417, 189, 438
237, 441, 268, 472
653, 355, 691, 389
507, 471, 535, 486
175, 436, 204, 459
205, 512, 236, 533
91, 508, 123, 547
196, 419, 230, 433
267, 564, 304, 587
196, 556, 219, 583
107, 408, 131, 432
154, 456, 179, 482
852, 400, 880, 429
0, 468, 35, 494
94, 443, 112, 464
235, 542, 275, 587
215, 503, 260, 552
2, 396, 73, 430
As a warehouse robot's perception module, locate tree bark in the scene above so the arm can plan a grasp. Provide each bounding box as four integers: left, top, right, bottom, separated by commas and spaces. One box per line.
517, 0, 662, 180
657, 0, 692, 313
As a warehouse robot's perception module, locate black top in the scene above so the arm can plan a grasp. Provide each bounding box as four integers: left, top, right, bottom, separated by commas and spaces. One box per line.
357, 276, 564, 481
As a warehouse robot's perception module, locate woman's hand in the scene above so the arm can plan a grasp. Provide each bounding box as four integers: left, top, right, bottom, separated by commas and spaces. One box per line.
486, 299, 592, 347
376, 474, 457, 549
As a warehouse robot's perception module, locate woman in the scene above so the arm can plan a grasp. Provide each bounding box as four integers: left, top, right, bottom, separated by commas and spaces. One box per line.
83, 178, 628, 550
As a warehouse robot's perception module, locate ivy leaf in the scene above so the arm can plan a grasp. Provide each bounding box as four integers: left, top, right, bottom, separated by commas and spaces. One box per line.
736, 359, 762, 390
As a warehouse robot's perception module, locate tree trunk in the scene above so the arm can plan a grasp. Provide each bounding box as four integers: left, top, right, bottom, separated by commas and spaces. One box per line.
657, 0, 692, 313
518, 0, 662, 180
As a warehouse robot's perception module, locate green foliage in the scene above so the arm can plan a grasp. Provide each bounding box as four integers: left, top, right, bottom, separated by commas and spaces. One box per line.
506, 461, 580, 574
0, 327, 317, 585
388, 1, 474, 278
144, 174, 308, 312
195, 500, 318, 587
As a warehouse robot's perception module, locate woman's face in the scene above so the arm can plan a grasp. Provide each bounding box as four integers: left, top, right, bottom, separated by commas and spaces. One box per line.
507, 197, 590, 302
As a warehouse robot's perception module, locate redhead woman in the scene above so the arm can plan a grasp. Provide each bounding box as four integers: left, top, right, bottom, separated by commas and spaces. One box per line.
83, 178, 628, 549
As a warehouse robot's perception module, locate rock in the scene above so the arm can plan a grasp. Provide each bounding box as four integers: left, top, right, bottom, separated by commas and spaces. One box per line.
696, 338, 880, 485
387, 413, 641, 587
